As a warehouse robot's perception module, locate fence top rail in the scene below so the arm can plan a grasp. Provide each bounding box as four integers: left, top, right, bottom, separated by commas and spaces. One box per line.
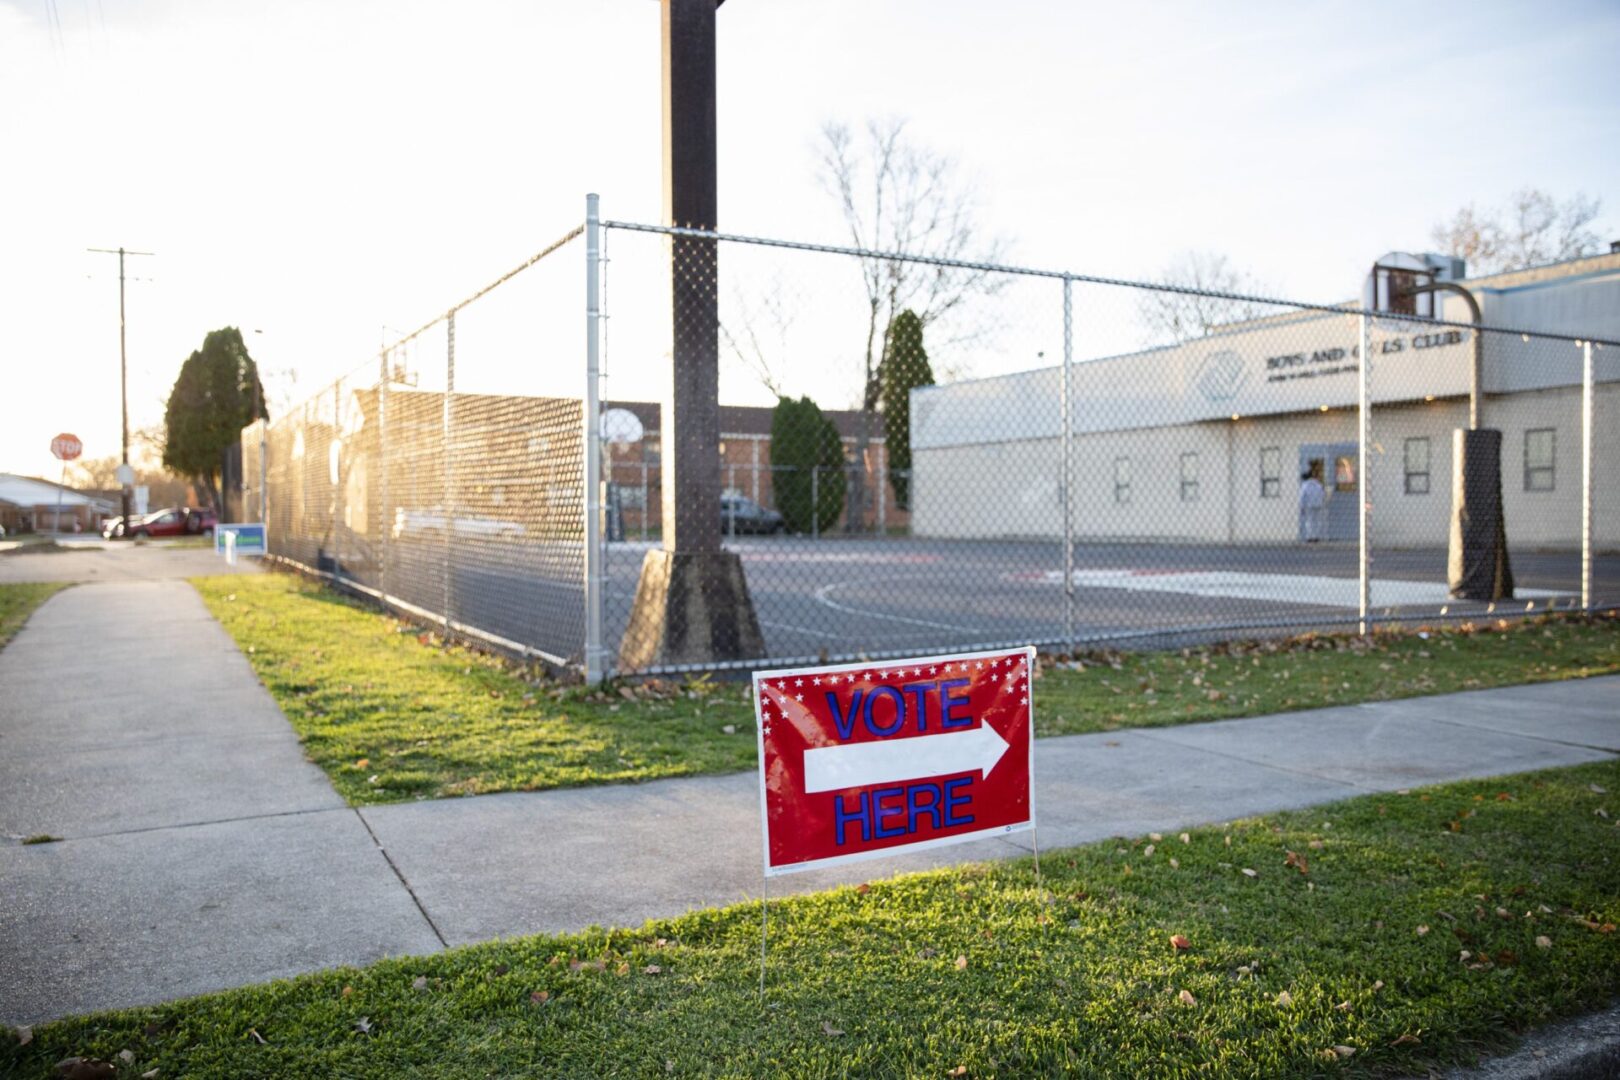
602, 218, 1620, 349
381, 224, 585, 356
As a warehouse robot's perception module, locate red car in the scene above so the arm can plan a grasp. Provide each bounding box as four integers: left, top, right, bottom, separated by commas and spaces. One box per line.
113, 507, 217, 539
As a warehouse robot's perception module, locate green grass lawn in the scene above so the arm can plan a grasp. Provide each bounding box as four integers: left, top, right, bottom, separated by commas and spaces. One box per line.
190, 574, 759, 805
0, 582, 69, 650
6, 758, 1617, 1079
1036, 610, 1620, 737
192, 570, 1619, 807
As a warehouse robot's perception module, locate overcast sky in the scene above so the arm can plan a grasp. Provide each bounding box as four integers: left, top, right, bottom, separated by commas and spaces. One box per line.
3, 0, 1617, 478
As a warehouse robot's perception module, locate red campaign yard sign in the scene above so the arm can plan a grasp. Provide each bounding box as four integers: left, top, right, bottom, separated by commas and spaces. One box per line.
755, 646, 1035, 877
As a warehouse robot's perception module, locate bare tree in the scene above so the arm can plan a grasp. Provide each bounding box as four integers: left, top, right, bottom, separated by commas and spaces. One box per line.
1139, 251, 1273, 344
1431, 188, 1605, 276
819, 117, 1008, 530
720, 275, 794, 400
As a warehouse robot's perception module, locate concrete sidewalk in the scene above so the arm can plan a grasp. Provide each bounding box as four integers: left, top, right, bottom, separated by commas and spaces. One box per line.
2, 580, 1616, 1025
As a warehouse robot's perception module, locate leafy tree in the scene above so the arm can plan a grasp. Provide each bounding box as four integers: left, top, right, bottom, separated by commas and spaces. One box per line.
1431, 189, 1604, 275
163, 327, 267, 511
769, 396, 847, 534
880, 309, 932, 511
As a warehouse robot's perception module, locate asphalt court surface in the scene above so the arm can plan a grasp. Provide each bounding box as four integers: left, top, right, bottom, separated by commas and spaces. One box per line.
422, 536, 1617, 666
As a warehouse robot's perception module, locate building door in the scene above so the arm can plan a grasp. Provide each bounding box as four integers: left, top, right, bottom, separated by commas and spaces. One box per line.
1298, 443, 1359, 541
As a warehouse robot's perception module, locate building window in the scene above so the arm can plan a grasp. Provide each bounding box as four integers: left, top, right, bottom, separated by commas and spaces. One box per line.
1113, 457, 1131, 505
1403, 437, 1430, 495
1259, 447, 1280, 499
1180, 452, 1200, 502
1524, 428, 1556, 492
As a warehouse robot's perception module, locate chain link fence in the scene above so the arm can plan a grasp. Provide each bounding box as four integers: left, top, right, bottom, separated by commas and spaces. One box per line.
253, 225, 589, 667
250, 202, 1618, 681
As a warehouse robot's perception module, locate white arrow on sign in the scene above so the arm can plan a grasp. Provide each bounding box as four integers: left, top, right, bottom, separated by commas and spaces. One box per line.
803, 723, 1010, 794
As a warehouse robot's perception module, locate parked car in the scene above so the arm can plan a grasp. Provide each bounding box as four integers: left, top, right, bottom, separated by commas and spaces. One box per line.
111, 507, 217, 539
720, 493, 784, 535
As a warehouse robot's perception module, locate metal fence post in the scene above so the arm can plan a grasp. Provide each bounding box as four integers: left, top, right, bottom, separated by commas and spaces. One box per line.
443, 311, 455, 632
378, 350, 389, 602
640, 459, 649, 542
811, 467, 819, 540
332, 381, 343, 578
1061, 275, 1075, 654
1582, 340, 1594, 611
876, 445, 887, 535
584, 193, 606, 684
1357, 311, 1371, 635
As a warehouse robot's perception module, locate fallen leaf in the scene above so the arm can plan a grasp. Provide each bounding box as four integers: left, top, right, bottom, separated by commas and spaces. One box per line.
1496, 950, 1519, 967
1333, 1000, 1351, 1011
1284, 850, 1309, 875
1372, 980, 1385, 992
615, 962, 631, 976
1536, 935, 1552, 949
355, 758, 369, 769
1390, 1034, 1420, 1047
1179, 833, 1190, 845
1495, 907, 1512, 920
341, 985, 353, 997
948, 1068, 967, 1078
1170, 934, 1192, 951
618, 686, 636, 701
1169, 857, 1180, 869
1591, 784, 1608, 794
821, 1021, 845, 1037
248, 1028, 266, 1044
530, 990, 549, 1004
855, 883, 870, 895
1307, 839, 1324, 850
412, 976, 428, 990
119, 1050, 136, 1064
1176, 988, 1196, 1006
1332, 1046, 1356, 1059
1416, 925, 1429, 936
354, 1017, 373, 1035
955, 955, 969, 970
1274, 991, 1293, 1007
15, 1026, 30, 1046
143, 1071, 160, 1079
721, 724, 737, 735
1149, 832, 1162, 842
1143, 844, 1155, 857
1241, 868, 1258, 878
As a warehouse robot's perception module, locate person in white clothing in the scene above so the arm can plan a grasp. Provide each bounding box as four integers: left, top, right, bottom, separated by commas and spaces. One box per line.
1299, 470, 1326, 542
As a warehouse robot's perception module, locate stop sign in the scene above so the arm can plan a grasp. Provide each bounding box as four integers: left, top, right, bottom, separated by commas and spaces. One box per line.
50, 433, 83, 461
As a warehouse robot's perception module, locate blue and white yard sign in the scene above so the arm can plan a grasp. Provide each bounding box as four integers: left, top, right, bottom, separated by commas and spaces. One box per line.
214, 523, 268, 557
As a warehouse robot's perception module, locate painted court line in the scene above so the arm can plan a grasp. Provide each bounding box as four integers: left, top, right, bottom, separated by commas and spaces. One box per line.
1008, 569, 1567, 609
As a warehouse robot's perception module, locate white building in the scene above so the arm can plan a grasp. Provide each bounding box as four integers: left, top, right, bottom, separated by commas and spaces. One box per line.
910, 251, 1620, 550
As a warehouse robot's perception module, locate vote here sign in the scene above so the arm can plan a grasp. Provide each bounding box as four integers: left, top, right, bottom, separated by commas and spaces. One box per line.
755, 647, 1035, 877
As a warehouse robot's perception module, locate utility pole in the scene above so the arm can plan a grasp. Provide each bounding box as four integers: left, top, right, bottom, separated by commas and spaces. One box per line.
618, 0, 764, 669
88, 247, 154, 531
